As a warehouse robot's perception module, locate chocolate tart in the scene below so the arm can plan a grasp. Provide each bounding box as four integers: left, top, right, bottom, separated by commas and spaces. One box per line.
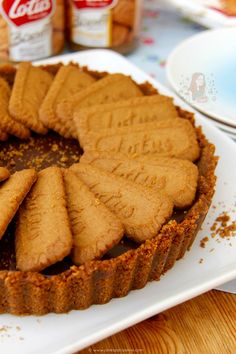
0, 64, 217, 315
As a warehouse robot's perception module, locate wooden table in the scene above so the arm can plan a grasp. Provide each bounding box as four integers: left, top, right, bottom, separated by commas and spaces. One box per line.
78, 290, 236, 354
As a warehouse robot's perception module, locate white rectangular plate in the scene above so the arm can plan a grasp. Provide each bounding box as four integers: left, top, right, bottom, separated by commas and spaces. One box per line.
1, 50, 236, 354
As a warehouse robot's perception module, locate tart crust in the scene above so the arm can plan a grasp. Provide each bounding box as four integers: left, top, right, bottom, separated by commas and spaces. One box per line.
0, 64, 217, 315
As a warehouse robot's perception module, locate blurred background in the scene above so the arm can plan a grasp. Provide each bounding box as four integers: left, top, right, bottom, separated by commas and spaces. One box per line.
0, 0, 236, 137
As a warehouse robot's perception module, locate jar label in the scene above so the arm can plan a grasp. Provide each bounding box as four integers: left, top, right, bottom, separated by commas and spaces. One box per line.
70, 0, 139, 49
71, 0, 119, 47
0, 0, 55, 61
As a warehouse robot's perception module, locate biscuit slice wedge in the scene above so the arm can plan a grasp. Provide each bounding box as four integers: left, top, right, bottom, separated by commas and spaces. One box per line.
0, 77, 31, 139
75, 95, 179, 141
0, 167, 10, 182
0, 169, 37, 240
57, 74, 143, 138
63, 169, 124, 264
70, 163, 173, 243
15, 167, 73, 272
0, 130, 8, 141
39, 65, 95, 138
81, 118, 200, 162
81, 151, 199, 208
9, 62, 53, 134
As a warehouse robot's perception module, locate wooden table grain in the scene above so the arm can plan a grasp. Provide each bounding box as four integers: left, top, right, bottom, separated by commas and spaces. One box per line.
78, 290, 236, 354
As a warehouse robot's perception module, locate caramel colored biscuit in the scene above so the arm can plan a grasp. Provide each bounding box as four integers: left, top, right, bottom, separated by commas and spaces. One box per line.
0, 50, 8, 61
112, 23, 129, 47
15, 167, 73, 272
0, 77, 31, 139
70, 163, 173, 243
75, 95, 178, 141
9, 62, 53, 134
0, 169, 37, 240
52, 30, 65, 55
48, 0, 65, 54
52, 0, 65, 30
57, 74, 143, 138
0, 167, 10, 182
39, 65, 95, 138
0, 130, 8, 141
0, 15, 7, 27
81, 151, 198, 208
112, 0, 135, 27
81, 118, 200, 162
63, 169, 124, 264
0, 16, 8, 58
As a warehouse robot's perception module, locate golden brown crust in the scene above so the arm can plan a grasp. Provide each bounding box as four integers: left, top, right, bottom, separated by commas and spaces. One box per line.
9, 62, 53, 134
15, 167, 73, 272
63, 169, 124, 264
75, 95, 179, 140
81, 118, 200, 162
0, 167, 10, 182
39, 65, 95, 138
70, 163, 173, 243
0, 77, 31, 139
0, 169, 37, 240
57, 74, 143, 138
80, 151, 199, 208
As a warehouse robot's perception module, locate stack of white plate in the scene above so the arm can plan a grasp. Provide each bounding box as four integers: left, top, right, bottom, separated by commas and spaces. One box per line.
166, 0, 236, 28
167, 28, 236, 140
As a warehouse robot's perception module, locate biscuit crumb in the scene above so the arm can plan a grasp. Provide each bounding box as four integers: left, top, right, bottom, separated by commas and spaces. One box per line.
60, 156, 68, 163
200, 236, 209, 248
211, 212, 236, 239
216, 212, 230, 226
206, 211, 236, 246
51, 143, 59, 152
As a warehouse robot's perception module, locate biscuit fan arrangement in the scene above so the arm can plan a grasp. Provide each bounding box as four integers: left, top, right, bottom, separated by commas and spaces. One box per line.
0, 62, 217, 315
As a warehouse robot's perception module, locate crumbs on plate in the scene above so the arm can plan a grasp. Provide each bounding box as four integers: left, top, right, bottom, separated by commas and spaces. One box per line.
199, 211, 236, 258
211, 212, 236, 240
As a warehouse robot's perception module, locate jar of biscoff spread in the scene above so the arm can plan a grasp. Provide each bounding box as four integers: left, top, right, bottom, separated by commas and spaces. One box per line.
0, 0, 65, 62
66, 0, 143, 54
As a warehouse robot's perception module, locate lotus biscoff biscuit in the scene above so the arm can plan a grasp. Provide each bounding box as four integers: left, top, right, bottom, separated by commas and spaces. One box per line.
63, 169, 124, 264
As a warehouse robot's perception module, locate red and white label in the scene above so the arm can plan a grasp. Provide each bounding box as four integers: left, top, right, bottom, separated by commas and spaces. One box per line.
72, 0, 116, 10
0, 0, 55, 61
0, 0, 54, 27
